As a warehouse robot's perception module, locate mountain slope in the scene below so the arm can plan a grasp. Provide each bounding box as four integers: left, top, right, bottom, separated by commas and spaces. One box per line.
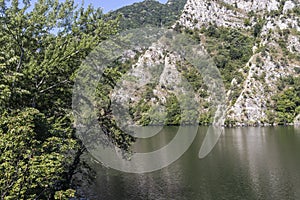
102, 0, 300, 126
177, 0, 300, 125
106, 0, 187, 30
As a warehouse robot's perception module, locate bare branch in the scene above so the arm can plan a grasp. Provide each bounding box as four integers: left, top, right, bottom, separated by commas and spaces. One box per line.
39, 79, 70, 93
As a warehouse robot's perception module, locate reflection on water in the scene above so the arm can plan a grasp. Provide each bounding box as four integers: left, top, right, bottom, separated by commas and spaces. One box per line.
81, 126, 300, 200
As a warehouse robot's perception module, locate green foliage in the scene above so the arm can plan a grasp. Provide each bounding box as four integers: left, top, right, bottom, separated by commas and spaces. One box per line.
130, 87, 201, 126
0, 108, 77, 199
0, 0, 119, 198
253, 18, 265, 37
244, 18, 252, 27
218, 1, 237, 11
54, 189, 76, 200
200, 26, 254, 89
106, 0, 187, 30
128, 25, 255, 126
198, 112, 213, 125
272, 77, 300, 124
96, 59, 137, 150
0, 0, 118, 115
176, 61, 205, 92
165, 94, 181, 125
292, 6, 300, 16
161, 92, 202, 126
295, 67, 300, 74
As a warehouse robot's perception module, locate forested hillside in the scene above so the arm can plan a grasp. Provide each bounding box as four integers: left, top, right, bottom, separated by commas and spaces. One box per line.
106, 0, 187, 30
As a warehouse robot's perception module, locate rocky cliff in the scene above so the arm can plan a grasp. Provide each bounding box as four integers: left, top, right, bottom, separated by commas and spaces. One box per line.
107, 0, 300, 126
177, 0, 300, 125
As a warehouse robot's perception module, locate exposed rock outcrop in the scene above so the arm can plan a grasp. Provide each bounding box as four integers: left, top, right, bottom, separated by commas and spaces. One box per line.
176, 0, 300, 125
111, 0, 300, 126
177, 0, 246, 29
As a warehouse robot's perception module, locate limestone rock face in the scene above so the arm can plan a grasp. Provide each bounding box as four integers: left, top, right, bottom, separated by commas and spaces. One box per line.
114, 0, 300, 125
223, 0, 279, 12
176, 0, 287, 30
175, 0, 300, 125
178, 0, 300, 30
288, 35, 300, 53
227, 53, 294, 124
283, 0, 296, 13
177, 0, 246, 29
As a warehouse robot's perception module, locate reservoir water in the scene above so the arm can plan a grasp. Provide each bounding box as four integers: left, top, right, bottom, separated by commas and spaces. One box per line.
81, 126, 300, 200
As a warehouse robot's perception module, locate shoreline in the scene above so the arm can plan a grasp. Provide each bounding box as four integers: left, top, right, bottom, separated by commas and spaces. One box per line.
129, 123, 300, 128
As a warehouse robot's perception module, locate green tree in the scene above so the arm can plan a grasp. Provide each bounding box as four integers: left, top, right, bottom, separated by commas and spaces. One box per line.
0, 108, 77, 199
273, 83, 300, 124
106, 0, 187, 30
165, 94, 181, 125
253, 18, 265, 37
0, 0, 119, 198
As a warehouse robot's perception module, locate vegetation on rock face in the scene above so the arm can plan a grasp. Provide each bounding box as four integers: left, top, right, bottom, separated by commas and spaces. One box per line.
271, 76, 300, 124
120, 23, 256, 126
199, 26, 254, 89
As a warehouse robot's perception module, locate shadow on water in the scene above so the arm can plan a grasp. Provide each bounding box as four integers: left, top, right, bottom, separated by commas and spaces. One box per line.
78, 126, 300, 200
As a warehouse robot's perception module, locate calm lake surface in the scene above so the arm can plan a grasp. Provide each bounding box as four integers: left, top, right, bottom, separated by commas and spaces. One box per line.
82, 126, 300, 200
